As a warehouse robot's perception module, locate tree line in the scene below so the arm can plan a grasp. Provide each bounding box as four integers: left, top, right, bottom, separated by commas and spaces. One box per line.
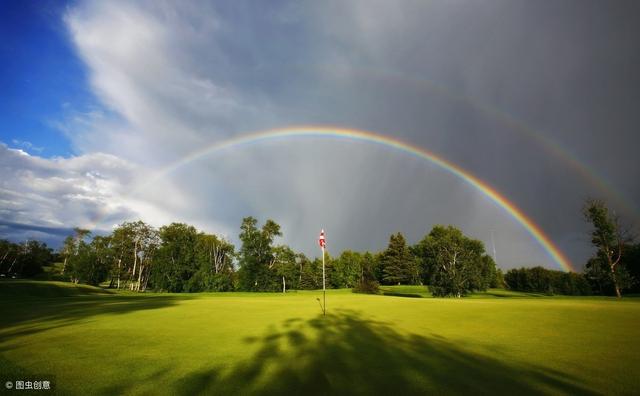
503, 199, 640, 296
503, 267, 592, 295
1, 200, 637, 297
0, 239, 53, 278
0, 217, 501, 297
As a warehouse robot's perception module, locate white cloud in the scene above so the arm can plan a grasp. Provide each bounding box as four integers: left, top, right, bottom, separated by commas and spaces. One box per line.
63, 0, 275, 162
0, 142, 172, 235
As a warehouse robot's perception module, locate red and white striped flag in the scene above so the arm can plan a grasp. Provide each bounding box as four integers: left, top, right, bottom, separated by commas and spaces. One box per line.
318, 229, 326, 248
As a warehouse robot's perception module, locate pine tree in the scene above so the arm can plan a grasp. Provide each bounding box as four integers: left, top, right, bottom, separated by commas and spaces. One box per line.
380, 233, 417, 285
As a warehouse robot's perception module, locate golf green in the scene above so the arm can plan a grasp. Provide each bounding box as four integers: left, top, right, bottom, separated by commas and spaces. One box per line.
1, 281, 639, 395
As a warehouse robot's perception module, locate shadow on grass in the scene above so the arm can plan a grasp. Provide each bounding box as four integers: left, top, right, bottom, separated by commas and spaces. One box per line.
478, 291, 548, 298
173, 310, 597, 396
0, 279, 115, 297
382, 291, 423, 298
0, 282, 188, 344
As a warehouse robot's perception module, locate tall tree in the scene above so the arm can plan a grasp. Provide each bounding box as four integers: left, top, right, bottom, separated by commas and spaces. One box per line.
477, 254, 497, 291
271, 245, 298, 292
353, 252, 380, 294
60, 236, 75, 275
492, 268, 506, 289
16, 240, 53, 277
66, 236, 110, 285
380, 233, 418, 285
415, 225, 491, 297
190, 233, 235, 291
152, 223, 198, 292
65, 229, 91, 283
237, 217, 282, 291
108, 221, 158, 291
61, 227, 90, 274
0, 240, 19, 275
85, 235, 113, 285
297, 253, 320, 290
110, 223, 136, 289
333, 250, 362, 288
583, 199, 628, 298
130, 221, 159, 291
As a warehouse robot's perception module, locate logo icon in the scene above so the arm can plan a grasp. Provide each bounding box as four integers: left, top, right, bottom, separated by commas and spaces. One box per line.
5, 381, 13, 389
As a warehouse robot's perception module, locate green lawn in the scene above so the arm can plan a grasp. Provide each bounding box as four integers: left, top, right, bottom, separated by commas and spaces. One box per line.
1, 281, 639, 395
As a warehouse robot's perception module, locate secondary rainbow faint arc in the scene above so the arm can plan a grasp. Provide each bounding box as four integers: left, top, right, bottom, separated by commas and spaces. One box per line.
123, 126, 574, 272
308, 63, 638, 219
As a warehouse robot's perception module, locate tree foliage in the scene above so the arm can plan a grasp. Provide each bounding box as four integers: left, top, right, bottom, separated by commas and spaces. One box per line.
237, 217, 282, 291
299, 253, 321, 290
22, 200, 638, 299
504, 267, 592, 295
191, 233, 235, 292
414, 225, 495, 297
333, 250, 362, 289
153, 223, 199, 292
271, 245, 299, 292
353, 252, 380, 294
67, 235, 112, 285
583, 199, 630, 297
620, 243, 640, 293
0, 239, 53, 278
380, 233, 419, 285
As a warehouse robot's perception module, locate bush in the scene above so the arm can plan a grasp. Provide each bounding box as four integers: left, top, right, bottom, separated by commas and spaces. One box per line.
353, 279, 380, 294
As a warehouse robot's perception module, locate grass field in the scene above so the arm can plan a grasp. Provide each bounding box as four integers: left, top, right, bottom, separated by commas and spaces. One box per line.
1, 281, 639, 395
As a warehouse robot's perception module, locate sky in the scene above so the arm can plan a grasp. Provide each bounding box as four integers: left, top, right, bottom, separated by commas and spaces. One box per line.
1, 0, 639, 271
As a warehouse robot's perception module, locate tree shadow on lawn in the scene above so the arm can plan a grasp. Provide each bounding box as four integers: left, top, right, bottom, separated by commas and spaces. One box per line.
480, 291, 548, 298
174, 309, 597, 396
0, 293, 189, 345
0, 279, 116, 297
381, 291, 423, 298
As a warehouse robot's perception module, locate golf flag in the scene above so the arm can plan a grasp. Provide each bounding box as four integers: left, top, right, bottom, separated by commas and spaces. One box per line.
318, 229, 326, 248
319, 229, 327, 316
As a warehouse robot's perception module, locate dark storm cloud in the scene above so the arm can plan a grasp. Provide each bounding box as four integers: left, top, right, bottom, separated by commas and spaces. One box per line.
286, 0, 640, 266
0, 220, 75, 238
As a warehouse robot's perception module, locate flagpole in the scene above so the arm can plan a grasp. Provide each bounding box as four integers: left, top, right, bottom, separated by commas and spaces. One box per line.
322, 245, 326, 316
318, 229, 326, 316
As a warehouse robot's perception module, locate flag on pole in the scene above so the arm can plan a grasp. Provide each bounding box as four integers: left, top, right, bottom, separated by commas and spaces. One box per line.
319, 228, 326, 316
318, 229, 326, 248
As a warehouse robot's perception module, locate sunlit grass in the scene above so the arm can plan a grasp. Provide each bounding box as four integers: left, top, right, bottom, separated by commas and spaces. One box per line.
1, 280, 639, 395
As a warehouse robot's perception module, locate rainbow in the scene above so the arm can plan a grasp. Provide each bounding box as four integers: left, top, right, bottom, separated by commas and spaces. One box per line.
116, 126, 573, 272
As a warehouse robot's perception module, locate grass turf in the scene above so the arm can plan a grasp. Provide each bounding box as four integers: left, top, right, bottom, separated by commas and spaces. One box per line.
1, 281, 639, 395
